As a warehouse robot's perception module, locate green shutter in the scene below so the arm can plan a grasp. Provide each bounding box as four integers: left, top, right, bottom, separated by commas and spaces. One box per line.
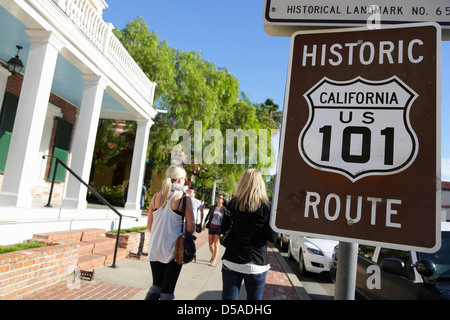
0, 93, 19, 173
48, 118, 73, 183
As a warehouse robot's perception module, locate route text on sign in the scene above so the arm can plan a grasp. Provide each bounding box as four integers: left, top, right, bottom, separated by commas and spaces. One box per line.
304, 191, 402, 229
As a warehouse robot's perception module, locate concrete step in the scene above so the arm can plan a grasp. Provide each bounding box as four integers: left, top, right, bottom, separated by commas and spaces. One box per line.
96, 248, 129, 264
32, 229, 84, 244
80, 228, 106, 241
83, 237, 116, 253
77, 248, 128, 270
29, 228, 129, 271
77, 253, 107, 270
32, 228, 106, 244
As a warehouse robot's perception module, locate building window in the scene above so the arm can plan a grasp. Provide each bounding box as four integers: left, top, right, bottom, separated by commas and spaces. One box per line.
47, 117, 73, 183
0, 92, 19, 173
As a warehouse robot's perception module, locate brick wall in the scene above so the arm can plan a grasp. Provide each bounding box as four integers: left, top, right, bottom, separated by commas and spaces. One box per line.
31, 182, 65, 205
0, 244, 79, 300
4, 70, 23, 96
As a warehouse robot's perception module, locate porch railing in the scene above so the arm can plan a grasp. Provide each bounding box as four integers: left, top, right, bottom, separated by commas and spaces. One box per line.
51, 0, 156, 104
43, 155, 138, 268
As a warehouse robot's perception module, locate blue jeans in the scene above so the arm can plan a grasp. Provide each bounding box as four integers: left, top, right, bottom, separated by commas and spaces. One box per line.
222, 265, 267, 300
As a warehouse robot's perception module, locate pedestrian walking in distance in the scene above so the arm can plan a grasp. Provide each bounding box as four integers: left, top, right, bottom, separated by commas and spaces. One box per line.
203, 194, 226, 267
187, 188, 203, 234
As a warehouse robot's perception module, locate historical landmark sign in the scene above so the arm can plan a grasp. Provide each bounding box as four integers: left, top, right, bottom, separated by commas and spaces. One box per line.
263, 0, 450, 39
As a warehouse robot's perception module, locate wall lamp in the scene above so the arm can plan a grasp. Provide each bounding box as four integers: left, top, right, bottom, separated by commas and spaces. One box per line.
7, 45, 24, 76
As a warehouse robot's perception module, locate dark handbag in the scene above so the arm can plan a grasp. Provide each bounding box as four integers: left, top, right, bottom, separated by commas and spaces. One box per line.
219, 209, 232, 246
174, 193, 197, 265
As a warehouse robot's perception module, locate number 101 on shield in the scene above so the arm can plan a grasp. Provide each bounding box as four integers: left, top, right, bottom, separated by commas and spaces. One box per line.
299, 76, 419, 182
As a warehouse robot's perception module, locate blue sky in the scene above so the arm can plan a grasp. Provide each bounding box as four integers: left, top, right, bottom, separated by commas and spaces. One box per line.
103, 0, 449, 180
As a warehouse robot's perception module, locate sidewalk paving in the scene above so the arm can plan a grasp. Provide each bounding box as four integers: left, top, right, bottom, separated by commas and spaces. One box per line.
22, 230, 310, 300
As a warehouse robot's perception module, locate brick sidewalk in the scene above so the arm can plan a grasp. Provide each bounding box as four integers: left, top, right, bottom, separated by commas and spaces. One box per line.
264, 247, 299, 300
24, 279, 141, 300
22, 230, 299, 300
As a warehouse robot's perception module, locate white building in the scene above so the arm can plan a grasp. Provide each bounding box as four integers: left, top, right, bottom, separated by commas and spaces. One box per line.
443, 182, 450, 221
0, 0, 156, 244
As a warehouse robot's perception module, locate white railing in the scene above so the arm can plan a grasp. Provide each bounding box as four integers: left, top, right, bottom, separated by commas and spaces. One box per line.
52, 0, 155, 104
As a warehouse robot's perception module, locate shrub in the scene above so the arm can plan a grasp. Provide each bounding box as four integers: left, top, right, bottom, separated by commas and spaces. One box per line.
108, 226, 148, 234
86, 185, 125, 207
0, 241, 45, 254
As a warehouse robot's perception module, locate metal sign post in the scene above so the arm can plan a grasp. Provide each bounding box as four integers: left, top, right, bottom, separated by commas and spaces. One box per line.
334, 242, 358, 300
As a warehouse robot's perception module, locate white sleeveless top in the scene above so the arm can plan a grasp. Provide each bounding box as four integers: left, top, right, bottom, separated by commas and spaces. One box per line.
147, 190, 183, 263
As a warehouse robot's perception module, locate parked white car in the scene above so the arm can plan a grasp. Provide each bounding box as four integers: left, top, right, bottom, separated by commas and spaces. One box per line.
288, 235, 339, 276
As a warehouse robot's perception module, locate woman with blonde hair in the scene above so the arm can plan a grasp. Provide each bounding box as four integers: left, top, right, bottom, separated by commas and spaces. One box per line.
221, 169, 278, 300
145, 165, 195, 300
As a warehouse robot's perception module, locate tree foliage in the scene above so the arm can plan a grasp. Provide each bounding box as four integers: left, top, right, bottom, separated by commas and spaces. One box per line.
113, 18, 281, 197
92, 119, 135, 174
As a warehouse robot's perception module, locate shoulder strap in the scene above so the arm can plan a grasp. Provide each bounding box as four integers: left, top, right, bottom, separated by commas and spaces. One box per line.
181, 191, 187, 233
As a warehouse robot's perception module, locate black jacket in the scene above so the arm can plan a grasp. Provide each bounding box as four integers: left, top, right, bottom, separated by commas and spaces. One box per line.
221, 199, 278, 266
204, 205, 227, 228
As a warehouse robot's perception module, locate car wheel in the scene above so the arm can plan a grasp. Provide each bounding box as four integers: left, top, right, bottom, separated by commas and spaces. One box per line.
278, 235, 287, 251
281, 239, 288, 251
298, 250, 308, 276
287, 242, 294, 260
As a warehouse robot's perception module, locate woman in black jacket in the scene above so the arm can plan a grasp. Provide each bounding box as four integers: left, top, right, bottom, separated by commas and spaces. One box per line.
221, 169, 278, 300
203, 194, 226, 267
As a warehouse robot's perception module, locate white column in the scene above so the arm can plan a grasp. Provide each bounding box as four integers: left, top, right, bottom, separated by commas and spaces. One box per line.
0, 30, 63, 207
63, 74, 106, 209
124, 119, 153, 211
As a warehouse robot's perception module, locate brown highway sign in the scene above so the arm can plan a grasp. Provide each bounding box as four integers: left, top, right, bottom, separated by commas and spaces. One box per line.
271, 23, 441, 253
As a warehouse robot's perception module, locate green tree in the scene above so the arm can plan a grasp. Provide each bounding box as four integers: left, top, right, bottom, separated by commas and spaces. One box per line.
91, 119, 135, 175
112, 18, 281, 196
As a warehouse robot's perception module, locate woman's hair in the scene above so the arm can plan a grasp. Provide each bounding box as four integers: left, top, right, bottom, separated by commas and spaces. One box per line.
160, 165, 186, 207
232, 169, 268, 212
